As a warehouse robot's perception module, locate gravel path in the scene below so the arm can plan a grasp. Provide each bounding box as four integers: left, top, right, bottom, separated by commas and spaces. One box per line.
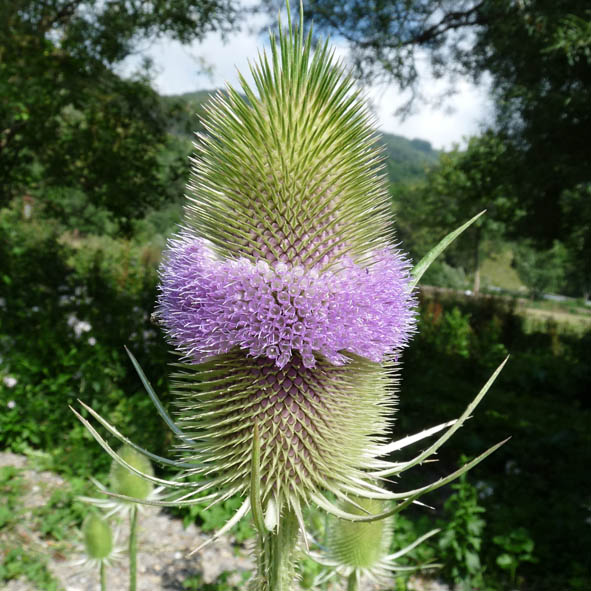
0, 452, 252, 591
0, 452, 449, 591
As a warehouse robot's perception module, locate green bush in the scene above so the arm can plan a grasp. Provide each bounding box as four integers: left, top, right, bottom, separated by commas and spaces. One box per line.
422, 261, 469, 290
397, 290, 591, 590
513, 240, 569, 299
437, 468, 486, 589
0, 198, 172, 477
493, 527, 537, 586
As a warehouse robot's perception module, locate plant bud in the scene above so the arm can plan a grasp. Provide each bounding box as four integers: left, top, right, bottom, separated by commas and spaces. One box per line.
83, 514, 113, 560
110, 444, 154, 500
326, 496, 392, 569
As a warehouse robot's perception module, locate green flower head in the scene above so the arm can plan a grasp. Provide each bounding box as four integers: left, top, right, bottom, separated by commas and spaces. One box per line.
110, 444, 154, 501
82, 514, 113, 561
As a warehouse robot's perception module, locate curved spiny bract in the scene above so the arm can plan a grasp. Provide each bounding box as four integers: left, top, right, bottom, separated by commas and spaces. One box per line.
169, 352, 398, 516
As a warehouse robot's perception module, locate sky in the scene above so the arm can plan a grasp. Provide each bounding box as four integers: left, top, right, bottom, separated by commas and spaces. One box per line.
121, 17, 492, 151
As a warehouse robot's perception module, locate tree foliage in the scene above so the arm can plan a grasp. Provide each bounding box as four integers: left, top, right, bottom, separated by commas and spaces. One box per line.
513, 240, 569, 299
0, 0, 238, 229
395, 132, 516, 291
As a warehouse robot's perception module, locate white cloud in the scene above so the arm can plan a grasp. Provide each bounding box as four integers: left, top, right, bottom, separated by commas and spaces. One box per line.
119, 10, 268, 95
368, 76, 493, 151
127, 32, 262, 95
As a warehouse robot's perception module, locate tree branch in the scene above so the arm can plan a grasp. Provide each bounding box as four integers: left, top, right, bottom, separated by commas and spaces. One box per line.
351, 2, 488, 51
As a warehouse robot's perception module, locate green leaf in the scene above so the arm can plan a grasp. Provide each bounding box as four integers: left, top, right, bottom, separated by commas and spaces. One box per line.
410, 210, 485, 289
497, 553, 515, 569
465, 550, 481, 572
125, 347, 186, 441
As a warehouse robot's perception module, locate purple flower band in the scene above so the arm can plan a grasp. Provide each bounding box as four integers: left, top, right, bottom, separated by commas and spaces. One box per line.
158, 234, 416, 369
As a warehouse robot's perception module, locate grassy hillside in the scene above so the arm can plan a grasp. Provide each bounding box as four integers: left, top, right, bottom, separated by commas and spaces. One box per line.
381, 133, 440, 184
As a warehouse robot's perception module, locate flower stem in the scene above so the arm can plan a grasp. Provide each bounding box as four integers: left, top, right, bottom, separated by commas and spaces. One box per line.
347, 571, 358, 591
100, 560, 106, 591
255, 508, 300, 591
129, 504, 138, 591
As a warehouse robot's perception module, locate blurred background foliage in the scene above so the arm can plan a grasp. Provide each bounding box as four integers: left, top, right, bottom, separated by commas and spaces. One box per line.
1, 1, 590, 590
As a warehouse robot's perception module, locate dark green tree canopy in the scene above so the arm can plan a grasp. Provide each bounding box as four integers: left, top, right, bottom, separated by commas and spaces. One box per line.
2, 0, 237, 66
0, 0, 239, 228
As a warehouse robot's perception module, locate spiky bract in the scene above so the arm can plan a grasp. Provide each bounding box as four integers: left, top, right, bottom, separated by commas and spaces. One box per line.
171, 352, 395, 512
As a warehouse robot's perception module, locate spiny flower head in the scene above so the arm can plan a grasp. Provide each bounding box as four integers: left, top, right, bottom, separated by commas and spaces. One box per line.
310, 496, 440, 587
71, 9, 507, 580
155, 14, 416, 524
326, 496, 393, 570
79, 445, 163, 518
75, 513, 124, 573
82, 514, 113, 561
110, 445, 154, 501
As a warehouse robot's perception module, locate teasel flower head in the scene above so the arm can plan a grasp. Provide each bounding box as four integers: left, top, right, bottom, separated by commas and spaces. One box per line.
75, 513, 123, 570
83, 514, 113, 561
72, 6, 507, 564
154, 11, 418, 528
79, 445, 163, 518
308, 496, 440, 588
110, 445, 155, 502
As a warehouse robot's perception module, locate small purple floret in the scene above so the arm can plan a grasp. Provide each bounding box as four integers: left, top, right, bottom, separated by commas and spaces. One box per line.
158, 234, 416, 369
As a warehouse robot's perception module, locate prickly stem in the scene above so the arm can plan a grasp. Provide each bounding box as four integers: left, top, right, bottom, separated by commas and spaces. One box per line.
129, 504, 138, 591
253, 510, 300, 591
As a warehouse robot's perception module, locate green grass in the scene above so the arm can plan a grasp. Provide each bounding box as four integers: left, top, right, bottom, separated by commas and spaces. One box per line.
518, 306, 591, 335
478, 247, 591, 334
480, 248, 525, 292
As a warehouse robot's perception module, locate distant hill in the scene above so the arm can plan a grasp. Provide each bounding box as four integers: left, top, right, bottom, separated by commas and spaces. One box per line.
160, 90, 216, 137
380, 133, 439, 185
161, 90, 440, 185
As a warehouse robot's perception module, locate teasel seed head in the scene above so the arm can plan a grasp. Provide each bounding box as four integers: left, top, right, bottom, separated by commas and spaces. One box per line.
83, 514, 113, 561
